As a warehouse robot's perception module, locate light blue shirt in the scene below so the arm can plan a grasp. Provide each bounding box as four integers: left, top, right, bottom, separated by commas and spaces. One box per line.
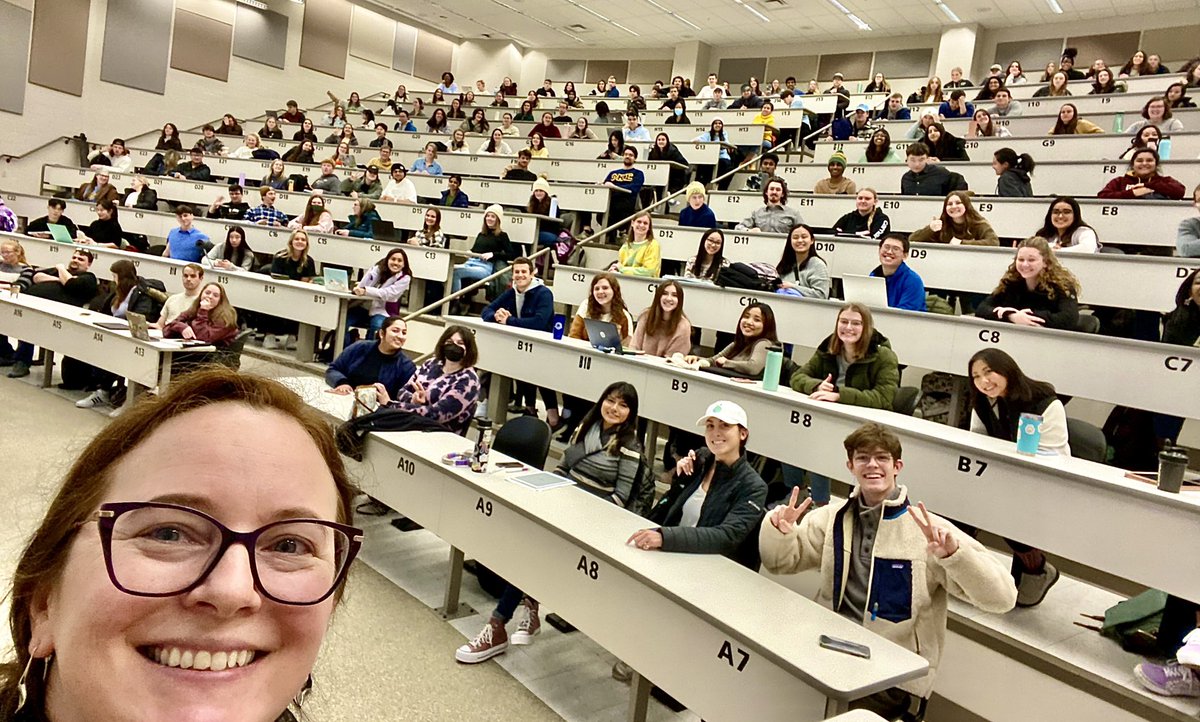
411, 158, 443, 176
622, 125, 652, 142
166, 226, 210, 263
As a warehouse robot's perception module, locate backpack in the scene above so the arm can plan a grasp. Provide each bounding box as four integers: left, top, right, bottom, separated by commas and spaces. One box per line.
716, 262, 780, 292
554, 231, 585, 267
335, 407, 447, 461
1101, 406, 1159, 470
1077, 589, 1167, 656
917, 371, 971, 428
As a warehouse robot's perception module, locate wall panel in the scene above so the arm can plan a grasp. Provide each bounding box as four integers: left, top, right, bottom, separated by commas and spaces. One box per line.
392, 23, 417, 74
28, 0, 89, 96
233, 4, 288, 70
1064, 32, 1140, 71
1137, 26, 1199, 66
0, 1, 32, 113
718, 57, 767, 88
100, 0, 172, 94
873, 48, 934, 79
171, 9, 233, 82
299, 0, 352, 79
631, 59, 674, 85
413, 31, 455, 83
818, 52, 872, 81
349, 5, 393, 68
546, 59, 587, 83
765, 56, 819, 84
585, 60, 629, 85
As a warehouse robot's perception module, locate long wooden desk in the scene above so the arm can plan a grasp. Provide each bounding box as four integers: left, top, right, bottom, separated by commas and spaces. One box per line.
906, 89, 1176, 118
759, 159, 1200, 200
10, 233, 352, 362
375, 88, 846, 116
0, 291, 212, 405
702, 192, 1190, 247
876, 108, 1200, 140
361, 427, 926, 720
550, 265, 1200, 419
812, 132, 1200, 164
457, 316, 1200, 603
650, 224, 1199, 312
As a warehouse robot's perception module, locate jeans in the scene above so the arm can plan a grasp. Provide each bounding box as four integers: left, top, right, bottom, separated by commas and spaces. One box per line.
494, 582, 526, 623
537, 230, 559, 247
345, 306, 386, 347
452, 258, 493, 293
781, 464, 831, 505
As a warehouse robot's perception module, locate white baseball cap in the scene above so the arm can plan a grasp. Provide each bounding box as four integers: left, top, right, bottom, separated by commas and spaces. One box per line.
696, 400, 748, 428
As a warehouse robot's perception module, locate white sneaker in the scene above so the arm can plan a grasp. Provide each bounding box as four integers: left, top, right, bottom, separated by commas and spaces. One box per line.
262, 335, 282, 350
76, 390, 110, 408
285, 335, 298, 350
1178, 628, 1200, 669
108, 405, 125, 419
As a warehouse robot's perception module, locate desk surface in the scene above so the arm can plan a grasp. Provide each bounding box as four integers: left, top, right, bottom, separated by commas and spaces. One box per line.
364, 429, 927, 718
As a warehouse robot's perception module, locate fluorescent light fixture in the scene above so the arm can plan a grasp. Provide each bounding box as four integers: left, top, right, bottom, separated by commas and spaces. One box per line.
936, 1, 961, 21
611, 21, 641, 36
1046, 0, 1063, 12
826, 0, 851, 12
847, 12, 872, 29
236, 0, 268, 8
565, 0, 611, 22
642, 0, 703, 30
732, 0, 771, 22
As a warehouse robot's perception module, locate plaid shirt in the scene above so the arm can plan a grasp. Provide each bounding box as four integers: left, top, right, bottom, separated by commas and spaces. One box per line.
245, 205, 289, 226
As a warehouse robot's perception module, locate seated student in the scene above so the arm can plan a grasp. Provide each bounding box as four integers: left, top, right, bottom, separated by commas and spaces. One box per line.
986, 89, 1023, 119
967, 348, 1068, 605
812, 153, 857, 195
761, 422, 1016, 717
775, 223, 831, 298
258, 115, 284, 139
309, 160, 342, 195
860, 129, 903, 163
257, 230, 318, 349
375, 323, 480, 436
900, 142, 958, 197
924, 122, 969, 161
783, 301, 899, 503
632, 280, 693, 357
326, 315, 416, 399
477, 128, 513, 157
451, 205, 514, 294
245, 186, 289, 227
74, 171, 118, 205
938, 90, 975, 120
291, 118, 318, 144
1166, 82, 1196, 110
201, 227, 255, 272
1049, 103, 1104, 135
206, 185, 250, 221
612, 212, 662, 277
1088, 68, 1125, 95
567, 272, 635, 343
282, 139, 316, 165
905, 109, 939, 140
365, 143, 394, 172
89, 138, 133, 173
1033, 71, 1072, 98
25, 198, 80, 239
437, 174, 470, 209
529, 112, 561, 140
77, 199, 124, 248
346, 248, 411, 345
909, 191, 999, 246
870, 233, 927, 311
992, 148, 1035, 197
742, 152, 779, 193
648, 132, 690, 196
344, 166, 384, 199
227, 133, 260, 160
457, 381, 644, 664
336, 198, 382, 239
526, 177, 565, 248
1098, 149, 1186, 200
162, 204, 209, 263
6, 249, 98, 378
121, 175, 159, 211
501, 148, 536, 182
834, 188, 891, 240
1127, 96, 1185, 135
693, 119, 734, 189
163, 281, 239, 349
737, 176, 807, 232
411, 207, 448, 249
976, 237, 1081, 330
409, 143, 444, 177
380, 164, 417, 204
261, 158, 289, 190
0, 238, 27, 363
1035, 196, 1100, 253
325, 123, 358, 148
683, 301, 778, 378
287, 196, 335, 235
1178, 185, 1200, 257
154, 263, 203, 330
683, 229, 729, 282
874, 93, 912, 121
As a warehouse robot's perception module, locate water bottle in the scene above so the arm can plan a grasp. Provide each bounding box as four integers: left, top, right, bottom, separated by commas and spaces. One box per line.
552, 313, 566, 340
1015, 412, 1042, 455
762, 343, 783, 392
1113, 112, 1124, 133
1158, 137, 1172, 160
470, 419, 493, 473
1157, 446, 1189, 493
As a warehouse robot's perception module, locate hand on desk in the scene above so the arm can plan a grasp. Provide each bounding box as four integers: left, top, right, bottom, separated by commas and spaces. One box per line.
1009, 309, 1045, 327
627, 529, 663, 551
180, 326, 196, 340
810, 389, 840, 402
493, 308, 512, 325
330, 384, 353, 395
909, 501, 958, 558
816, 374, 836, 393
769, 486, 813, 535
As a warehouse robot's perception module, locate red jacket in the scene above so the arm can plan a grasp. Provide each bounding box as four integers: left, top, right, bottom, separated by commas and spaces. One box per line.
529, 123, 561, 139
1097, 172, 1186, 200
165, 309, 237, 346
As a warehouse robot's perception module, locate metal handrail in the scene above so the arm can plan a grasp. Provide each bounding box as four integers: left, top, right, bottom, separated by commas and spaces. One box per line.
1, 135, 81, 164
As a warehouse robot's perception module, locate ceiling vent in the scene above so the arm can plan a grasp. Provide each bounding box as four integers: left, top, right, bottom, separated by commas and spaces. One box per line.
761, 0, 789, 8
567, 23, 592, 32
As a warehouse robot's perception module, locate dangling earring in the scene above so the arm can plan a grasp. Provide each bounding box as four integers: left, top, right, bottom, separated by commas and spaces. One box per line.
291, 674, 313, 710
15, 649, 50, 714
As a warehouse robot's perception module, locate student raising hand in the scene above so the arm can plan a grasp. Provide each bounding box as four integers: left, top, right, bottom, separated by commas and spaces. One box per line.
909, 501, 958, 558
769, 486, 814, 534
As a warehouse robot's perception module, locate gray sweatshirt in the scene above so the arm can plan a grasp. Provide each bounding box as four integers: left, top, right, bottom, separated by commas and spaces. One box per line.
1178, 217, 1200, 258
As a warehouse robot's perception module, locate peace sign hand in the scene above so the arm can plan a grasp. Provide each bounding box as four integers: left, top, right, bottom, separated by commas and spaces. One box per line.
908, 501, 958, 559
769, 486, 814, 535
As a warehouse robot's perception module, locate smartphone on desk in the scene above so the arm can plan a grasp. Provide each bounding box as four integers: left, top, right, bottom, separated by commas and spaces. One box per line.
819, 634, 871, 659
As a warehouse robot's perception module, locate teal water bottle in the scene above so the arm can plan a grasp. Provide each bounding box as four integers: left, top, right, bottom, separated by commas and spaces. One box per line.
762, 343, 783, 392
1015, 412, 1042, 455
1113, 112, 1124, 133
1158, 137, 1173, 160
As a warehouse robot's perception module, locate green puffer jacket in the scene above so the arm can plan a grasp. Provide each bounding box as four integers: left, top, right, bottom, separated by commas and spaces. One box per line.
790, 330, 899, 409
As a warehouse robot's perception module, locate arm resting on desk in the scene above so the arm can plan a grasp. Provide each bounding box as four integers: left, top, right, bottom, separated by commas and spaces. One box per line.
658, 473, 767, 557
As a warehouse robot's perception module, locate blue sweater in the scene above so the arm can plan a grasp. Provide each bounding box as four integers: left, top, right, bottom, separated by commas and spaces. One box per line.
871, 262, 927, 312
325, 340, 416, 398
678, 204, 717, 228
482, 282, 555, 331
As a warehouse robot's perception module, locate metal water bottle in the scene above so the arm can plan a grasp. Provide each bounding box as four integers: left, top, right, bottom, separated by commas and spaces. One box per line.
762, 343, 783, 392
470, 419, 493, 473
1158, 137, 1173, 160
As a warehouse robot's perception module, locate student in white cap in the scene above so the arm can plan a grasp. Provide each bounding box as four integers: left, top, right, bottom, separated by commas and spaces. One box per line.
628, 400, 768, 569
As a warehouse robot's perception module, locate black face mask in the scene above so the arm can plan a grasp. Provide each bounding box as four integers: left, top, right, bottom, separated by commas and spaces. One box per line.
442, 343, 466, 362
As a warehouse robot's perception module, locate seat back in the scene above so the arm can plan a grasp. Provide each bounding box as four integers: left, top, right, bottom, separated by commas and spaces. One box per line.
893, 386, 920, 416
1067, 417, 1107, 463
492, 415, 552, 469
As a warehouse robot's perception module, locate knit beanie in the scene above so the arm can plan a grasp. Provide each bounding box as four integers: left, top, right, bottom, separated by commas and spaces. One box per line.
485, 203, 505, 222
684, 181, 707, 199
828, 151, 848, 168
531, 176, 551, 195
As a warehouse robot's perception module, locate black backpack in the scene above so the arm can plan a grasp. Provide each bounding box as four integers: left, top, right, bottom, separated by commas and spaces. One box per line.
716, 262, 780, 292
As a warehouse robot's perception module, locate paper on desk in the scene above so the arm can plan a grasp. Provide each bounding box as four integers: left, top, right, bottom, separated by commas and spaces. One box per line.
508, 471, 575, 491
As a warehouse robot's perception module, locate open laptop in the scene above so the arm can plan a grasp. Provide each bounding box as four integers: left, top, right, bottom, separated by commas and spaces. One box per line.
371, 219, 396, 242
584, 318, 628, 354
841, 274, 890, 308
46, 224, 74, 244
125, 312, 151, 341
322, 267, 350, 293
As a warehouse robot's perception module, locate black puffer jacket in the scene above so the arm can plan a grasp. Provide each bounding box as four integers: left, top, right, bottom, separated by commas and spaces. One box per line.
99, 276, 167, 322
649, 449, 767, 569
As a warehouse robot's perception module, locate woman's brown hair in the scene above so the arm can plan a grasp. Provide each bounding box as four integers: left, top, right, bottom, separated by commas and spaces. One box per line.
184, 281, 238, 329
934, 191, 991, 243
642, 280, 687, 338
827, 301, 876, 361
0, 369, 360, 718
109, 259, 139, 313
584, 272, 632, 338
993, 236, 1081, 299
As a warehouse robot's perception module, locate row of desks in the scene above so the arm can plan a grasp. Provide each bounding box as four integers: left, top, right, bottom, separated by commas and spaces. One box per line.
649, 224, 1199, 312
906, 88, 1185, 118
812, 131, 1200, 163
457, 316, 1200, 604
876, 107, 1199, 140
551, 265, 1200, 420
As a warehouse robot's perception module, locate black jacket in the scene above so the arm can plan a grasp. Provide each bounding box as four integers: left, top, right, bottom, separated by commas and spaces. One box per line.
834, 209, 891, 239
900, 163, 960, 197
18, 268, 99, 306
99, 276, 168, 322
996, 168, 1032, 197
1164, 301, 1200, 346
125, 187, 158, 210
649, 450, 767, 569
975, 283, 1080, 330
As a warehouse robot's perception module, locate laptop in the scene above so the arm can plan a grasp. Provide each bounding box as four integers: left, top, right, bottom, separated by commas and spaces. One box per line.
583, 318, 625, 354
125, 312, 151, 341
47, 224, 74, 244
323, 267, 350, 293
841, 274, 890, 308
371, 219, 396, 242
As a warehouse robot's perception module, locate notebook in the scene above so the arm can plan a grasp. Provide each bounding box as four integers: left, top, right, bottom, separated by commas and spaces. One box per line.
47, 224, 74, 244
841, 273, 889, 308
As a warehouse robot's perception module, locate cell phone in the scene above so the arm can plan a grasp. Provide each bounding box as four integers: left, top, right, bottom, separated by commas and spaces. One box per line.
819, 634, 871, 659
496, 461, 525, 469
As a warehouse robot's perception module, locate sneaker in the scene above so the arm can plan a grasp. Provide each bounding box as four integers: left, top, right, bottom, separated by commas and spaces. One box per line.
75, 389, 111, 408
1178, 628, 1200, 669
285, 335, 298, 350
455, 618, 508, 664
7, 362, 29, 378
108, 405, 125, 419
1134, 661, 1200, 697
612, 660, 633, 683
511, 598, 541, 645
262, 335, 282, 350
1015, 562, 1060, 607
